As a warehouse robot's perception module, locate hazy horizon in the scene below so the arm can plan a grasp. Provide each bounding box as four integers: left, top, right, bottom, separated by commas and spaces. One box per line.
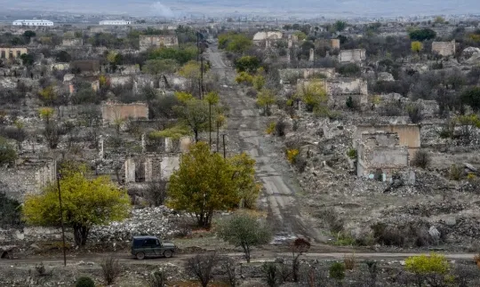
0, 0, 479, 18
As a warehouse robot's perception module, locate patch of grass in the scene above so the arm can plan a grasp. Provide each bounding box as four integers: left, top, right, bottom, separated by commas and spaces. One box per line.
333, 233, 356, 246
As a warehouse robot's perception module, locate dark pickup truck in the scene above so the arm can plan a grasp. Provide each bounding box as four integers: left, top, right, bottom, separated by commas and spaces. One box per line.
131, 236, 176, 260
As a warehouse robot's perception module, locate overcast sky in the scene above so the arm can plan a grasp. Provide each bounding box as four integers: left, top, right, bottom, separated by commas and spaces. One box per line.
1, 0, 479, 18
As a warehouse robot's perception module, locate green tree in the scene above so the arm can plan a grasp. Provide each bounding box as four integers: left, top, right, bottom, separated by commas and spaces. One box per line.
434, 16, 445, 24
219, 33, 252, 53
217, 213, 272, 263
257, 89, 276, 116
167, 142, 240, 227
411, 41, 424, 53
143, 59, 178, 75
20, 53, 34, 66
235, 56, 260, 74
23, 165, 131, 246
293, 31, 307, 41
174, 96, 209, 142
334, 21, 347, 32
0, 137, 17, 166
23, 30, 36, 41
460, 87, 480, 112
229, 153, 261, 209
329, 262, 346, 281
409, 28, 437, 41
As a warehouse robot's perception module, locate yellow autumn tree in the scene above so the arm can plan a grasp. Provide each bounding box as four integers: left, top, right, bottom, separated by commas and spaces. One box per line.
39, 86, 57, 106
168, 142, 259, 227
23, 165, 131, 246
411, 41, 424, 53
257, 89, 276, 116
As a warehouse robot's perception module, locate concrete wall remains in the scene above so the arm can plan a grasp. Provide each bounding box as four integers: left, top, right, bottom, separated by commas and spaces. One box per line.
139, 35, 178, 51
338, 49, 366, 63
354, 124, 421, 158
315, 39, 340, 50
357, 132, 409, 179
297, 77, 369, 106
0, 158, 56, 199
0, 47, 27, 59
61, 38, 83, 47
432, 40, 456, 56
161, 155, 180, 181
279, 68, 336, 84
253, 31, 283, 41
101, 102, 149, 124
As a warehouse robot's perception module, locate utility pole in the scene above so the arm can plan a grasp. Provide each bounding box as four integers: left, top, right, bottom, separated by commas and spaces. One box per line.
56, 173, 67, 267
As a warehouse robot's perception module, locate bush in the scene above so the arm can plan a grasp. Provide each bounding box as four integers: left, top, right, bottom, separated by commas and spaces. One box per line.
101, 256, 121, 285
275, 119, 286, 137
76, 277, 95, 287
405, 253, 450, 286
262, 262, 279, 287
329, 262, 346, 281
266, 122, 276, 135
347, 148, 357, 160
149, 271, 166, 287
409, 28, 437, 41
185, 252, 218, 287
407, 103, 423, 123
371, 222, 405, 246
411, 150, 431, 169
144, 181, 168, 207
286, 149, 299, 164
381, 100, 404, 116
344, 253, 356, 270
338, 63, 361, 77
0, 136, 17, 166
294, 155, 307, 173
0, 191, 23, 228
449, 164, 463, 181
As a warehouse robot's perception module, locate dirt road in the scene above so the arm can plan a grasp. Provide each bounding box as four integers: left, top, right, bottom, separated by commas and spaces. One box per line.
206, 45, 326, 243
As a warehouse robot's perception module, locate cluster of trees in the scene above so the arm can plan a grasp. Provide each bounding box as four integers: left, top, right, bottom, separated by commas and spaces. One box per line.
218, 32, 253, 54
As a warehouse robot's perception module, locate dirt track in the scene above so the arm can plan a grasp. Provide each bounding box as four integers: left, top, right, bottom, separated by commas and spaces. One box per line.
206, 44, 326, 244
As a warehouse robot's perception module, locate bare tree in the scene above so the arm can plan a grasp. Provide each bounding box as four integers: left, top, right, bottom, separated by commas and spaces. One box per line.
291, 238, 311, 282
185, 252, 218, 287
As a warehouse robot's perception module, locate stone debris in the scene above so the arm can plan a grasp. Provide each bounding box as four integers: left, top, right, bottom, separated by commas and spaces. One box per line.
89, 206, 182, 243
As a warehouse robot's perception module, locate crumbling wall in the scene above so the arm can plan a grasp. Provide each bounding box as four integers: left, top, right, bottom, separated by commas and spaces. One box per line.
315, 39, 340, 50
139, 35, 178, 51
279, 68, 336, 84
61, 38, 83, 47
0, 47, 27, 59
101, 102, 148, 124
109, 75, 132, 88
354, 124, 420, 158
253, 31, 283, 41
161, 155, 180, 181
338, 49, 366, 63
0, 159, 56, 199
357, 132, 409, 179
432, 40, 456, 56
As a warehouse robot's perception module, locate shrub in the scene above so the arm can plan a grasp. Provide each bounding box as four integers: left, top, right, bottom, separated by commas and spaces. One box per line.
275, 119, 286, 137
266, 122, 276, 135
294, 155, 307, 173
407, 103, 423, 123
405, 253, 450, 286
235, 72, 253, 85
185, 252, 218, 287
76, 277, 95, 287
101, 256, 121, 285
381, 100, 404, 116
449, 164, 463, 181
262, 262, 279, 287
329, 262, 346, 281
344, 253, 356, 270
338, 63, 361, 77
0, 191, 23, 228
144, 181, 168, 207
0, 136, 17, 166
371, 222, 405, 246
149, 271, 166, 287
411, 150, 431, 169
286, 149, 299, 164
347, 148, 357, 160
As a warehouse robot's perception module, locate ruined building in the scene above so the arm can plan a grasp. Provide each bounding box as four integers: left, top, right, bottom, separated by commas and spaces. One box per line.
432, 40, 456, 57
356, 132, 409, 180
139, 35, 179, 51
339, 49, 366, 63
0, 47, 27, 59
315, 39, 341, 50
101, 102, 149, 125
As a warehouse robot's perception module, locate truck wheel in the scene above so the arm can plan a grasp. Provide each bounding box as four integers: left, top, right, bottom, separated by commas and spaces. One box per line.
136, 252, 145, 260
163, 250, 173, 258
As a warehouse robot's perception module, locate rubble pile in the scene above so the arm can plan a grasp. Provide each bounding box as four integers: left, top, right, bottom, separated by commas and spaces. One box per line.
90, 206, 182, 243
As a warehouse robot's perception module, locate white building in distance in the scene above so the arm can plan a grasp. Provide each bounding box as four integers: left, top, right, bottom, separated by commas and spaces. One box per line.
12, 20, 54, 27
99, 20, 132, 25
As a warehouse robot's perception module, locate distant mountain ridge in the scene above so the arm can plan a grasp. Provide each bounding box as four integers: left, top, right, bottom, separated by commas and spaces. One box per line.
0, 0, 478, 18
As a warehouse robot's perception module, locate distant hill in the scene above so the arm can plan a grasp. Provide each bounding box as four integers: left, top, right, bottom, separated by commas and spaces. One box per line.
0, 0, 479, 18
